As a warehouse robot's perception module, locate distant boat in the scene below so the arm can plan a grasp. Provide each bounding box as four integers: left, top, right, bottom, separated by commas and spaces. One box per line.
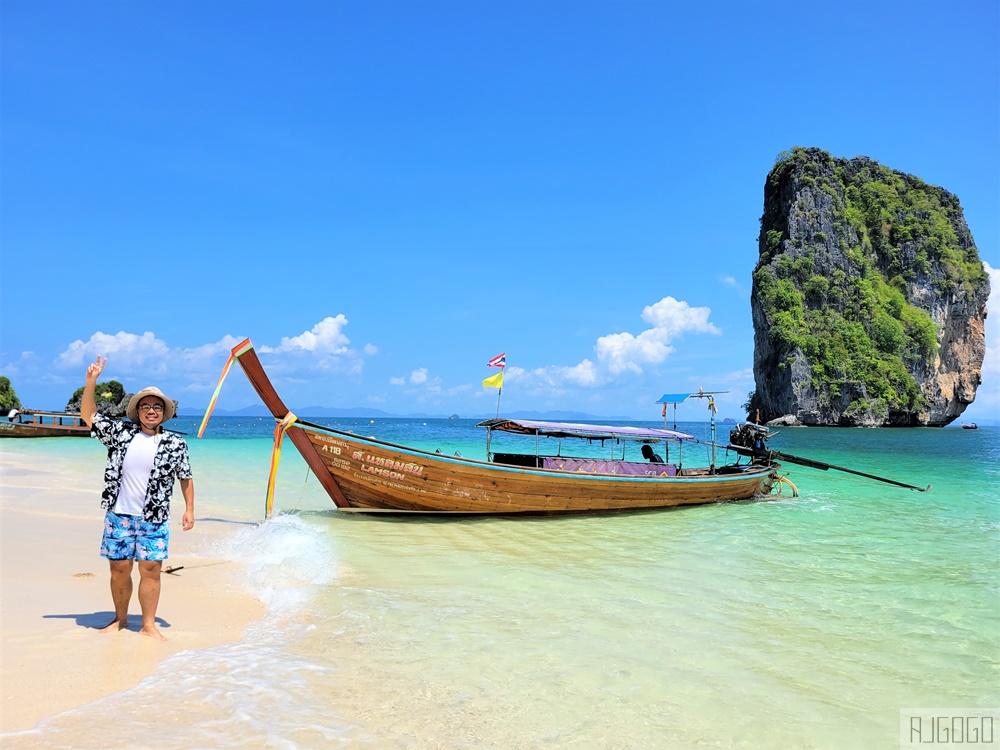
0, 409, 91, 438
962, 422, 979, 430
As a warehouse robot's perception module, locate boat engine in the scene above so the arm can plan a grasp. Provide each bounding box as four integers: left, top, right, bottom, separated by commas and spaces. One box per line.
729, 423, 776, 459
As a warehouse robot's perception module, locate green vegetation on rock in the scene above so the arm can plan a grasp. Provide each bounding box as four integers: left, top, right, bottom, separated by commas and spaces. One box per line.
0, 376, 22, 414
69, 380, 126, 409
753, 147, 988, 421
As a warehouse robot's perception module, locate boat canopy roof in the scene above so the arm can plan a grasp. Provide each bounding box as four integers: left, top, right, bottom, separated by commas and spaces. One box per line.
476, 418, 694, 442
656, 393, 693, 404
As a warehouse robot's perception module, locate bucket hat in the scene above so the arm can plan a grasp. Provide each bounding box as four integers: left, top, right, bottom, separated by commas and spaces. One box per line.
126, 387, 176, 422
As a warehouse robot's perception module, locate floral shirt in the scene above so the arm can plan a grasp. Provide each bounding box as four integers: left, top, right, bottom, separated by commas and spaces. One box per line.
91, 414, 193, 523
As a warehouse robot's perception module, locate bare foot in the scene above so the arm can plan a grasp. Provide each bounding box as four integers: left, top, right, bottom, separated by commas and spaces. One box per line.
99, 619, 128, 633
139, 624, 167, 641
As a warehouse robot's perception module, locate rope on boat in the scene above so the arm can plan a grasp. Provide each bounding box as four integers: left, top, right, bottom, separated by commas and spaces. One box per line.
772, 475, 799, 497
291, 465, 311, 513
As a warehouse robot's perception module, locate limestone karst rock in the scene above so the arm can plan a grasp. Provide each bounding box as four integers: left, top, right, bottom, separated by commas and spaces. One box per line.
749, 147, 989, 427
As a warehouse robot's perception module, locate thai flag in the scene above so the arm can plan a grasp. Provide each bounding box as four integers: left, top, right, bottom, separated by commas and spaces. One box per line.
487, 352, 506, 369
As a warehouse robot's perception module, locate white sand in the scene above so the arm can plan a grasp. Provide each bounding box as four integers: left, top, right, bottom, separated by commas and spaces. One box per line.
0, 448, 265, 733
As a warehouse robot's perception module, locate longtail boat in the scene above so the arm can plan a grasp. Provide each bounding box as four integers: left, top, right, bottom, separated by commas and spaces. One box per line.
0, 409, 91, 438
200, 339, 786, 515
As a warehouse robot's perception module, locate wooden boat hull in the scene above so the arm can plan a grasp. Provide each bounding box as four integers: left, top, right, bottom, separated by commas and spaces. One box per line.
297, 426, 776, 514
0, 421, 90, 438
223, 338, 779, 515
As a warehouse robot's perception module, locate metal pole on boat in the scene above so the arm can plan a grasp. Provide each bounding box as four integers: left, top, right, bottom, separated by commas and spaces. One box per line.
685, 389, 726, 474
711, 403, 717, 473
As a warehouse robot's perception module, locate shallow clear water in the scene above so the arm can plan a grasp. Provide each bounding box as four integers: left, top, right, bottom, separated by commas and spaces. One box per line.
3, 420, 998, 748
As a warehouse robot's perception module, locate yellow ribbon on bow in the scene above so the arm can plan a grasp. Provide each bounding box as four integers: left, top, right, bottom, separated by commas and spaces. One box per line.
197, 340, 255, 438
265, 412, 298, 518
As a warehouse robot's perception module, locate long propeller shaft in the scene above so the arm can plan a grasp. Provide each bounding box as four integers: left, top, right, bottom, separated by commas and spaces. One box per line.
723, 444, 931, 492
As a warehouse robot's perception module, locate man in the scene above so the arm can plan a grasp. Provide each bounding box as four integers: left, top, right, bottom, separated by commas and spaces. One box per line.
81, 355, 194, 641
641, 444, 665, 463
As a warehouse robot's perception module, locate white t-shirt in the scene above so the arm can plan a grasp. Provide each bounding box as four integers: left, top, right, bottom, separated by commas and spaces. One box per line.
114, 432, 159, 516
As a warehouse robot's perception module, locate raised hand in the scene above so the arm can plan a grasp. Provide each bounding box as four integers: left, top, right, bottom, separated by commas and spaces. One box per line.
86, 355, 107, 383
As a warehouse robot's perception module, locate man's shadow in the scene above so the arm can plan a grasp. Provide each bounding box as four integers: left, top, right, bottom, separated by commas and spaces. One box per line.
43, 612, 172, 630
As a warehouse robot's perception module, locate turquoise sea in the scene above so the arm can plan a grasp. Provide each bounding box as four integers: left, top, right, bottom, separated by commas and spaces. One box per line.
4, 418, 999, 749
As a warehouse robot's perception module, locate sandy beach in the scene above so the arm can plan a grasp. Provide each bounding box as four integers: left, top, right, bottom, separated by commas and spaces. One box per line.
0, 446, 265, 734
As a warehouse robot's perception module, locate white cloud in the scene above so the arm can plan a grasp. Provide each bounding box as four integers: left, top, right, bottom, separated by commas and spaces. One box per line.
177, 335, 246, 365
719, 274, 747, 295
50, 317, 368, 398
387, 367, 469, 402
505, 296, 721, 397
595, 330, 674, 374
641, 296, 720, 337
419, 379, 471, 399
54, 331, 256, 396
57, 331, 172, 369
251, 316, 370, 381
18, 315, 377, 410
505, 360, 598, 392
504, 366, 547, 388
563, 359, 599, 386
390, 369, 468, 404
260, 315, 350, 354
0, 351, 39, 378
594, 296, 720, 375
59, 332, 248, 372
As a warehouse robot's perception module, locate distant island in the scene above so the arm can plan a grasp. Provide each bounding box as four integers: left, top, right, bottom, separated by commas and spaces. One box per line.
174, 406, 996, 426
177, 405, 652, 422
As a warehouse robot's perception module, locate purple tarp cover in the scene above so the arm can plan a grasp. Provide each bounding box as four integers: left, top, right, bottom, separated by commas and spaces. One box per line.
479, 418, 694, 442
541, 457, 678, 477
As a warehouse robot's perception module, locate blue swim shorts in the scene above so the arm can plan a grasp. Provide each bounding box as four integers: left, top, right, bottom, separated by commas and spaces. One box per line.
100, 510, 170, 561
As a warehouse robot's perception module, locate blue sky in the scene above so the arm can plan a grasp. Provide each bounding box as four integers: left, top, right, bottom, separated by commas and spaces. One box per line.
2, 0, 997, 421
